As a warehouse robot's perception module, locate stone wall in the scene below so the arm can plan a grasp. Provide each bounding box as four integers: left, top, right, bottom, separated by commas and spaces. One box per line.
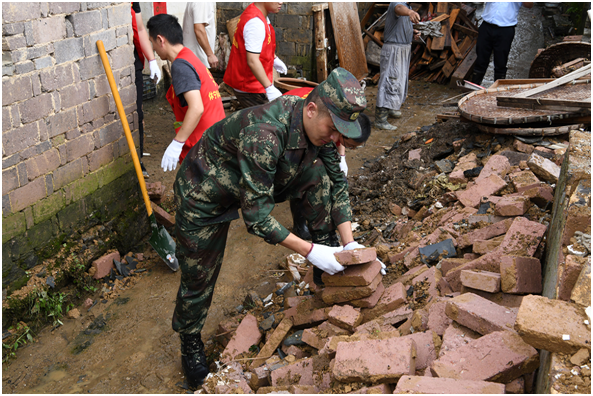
2, 3, 146, 290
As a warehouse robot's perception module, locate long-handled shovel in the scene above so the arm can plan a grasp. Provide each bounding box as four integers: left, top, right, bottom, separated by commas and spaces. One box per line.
96, 40, 179, 271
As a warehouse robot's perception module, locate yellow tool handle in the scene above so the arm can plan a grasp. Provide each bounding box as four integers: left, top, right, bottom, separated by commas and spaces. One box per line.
96, 40, 153, 217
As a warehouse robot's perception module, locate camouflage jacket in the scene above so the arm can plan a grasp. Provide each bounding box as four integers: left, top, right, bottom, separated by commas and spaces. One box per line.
174, 95, 352, 245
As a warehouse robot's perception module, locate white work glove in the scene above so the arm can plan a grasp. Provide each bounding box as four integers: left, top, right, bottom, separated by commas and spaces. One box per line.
344, 241, 387, 275
149, 59, 161, 84
161, 139, 184, 172
265, 84, 282, 102
306, 244, 345, 275
339, 155, 348, 176
273, 57, 287, 74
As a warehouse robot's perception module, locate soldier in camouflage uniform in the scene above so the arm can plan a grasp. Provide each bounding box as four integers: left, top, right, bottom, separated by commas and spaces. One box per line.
172, 67, 379, 388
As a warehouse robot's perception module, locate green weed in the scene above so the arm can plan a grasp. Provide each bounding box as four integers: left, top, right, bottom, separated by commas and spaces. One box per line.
2, 322, 33, 363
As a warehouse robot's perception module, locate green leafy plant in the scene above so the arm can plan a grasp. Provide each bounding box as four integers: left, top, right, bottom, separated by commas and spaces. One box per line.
30, 290, 68, 326
2, 322, 33, 363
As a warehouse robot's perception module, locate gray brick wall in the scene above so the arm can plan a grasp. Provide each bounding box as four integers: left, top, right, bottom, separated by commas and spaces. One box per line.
2, 2, 140, 281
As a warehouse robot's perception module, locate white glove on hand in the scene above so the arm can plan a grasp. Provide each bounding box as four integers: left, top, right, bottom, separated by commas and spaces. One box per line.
273, 57, 288, 74
265, 84, 282, 102
344, 241, 387, 275
339, 155, 348, 176
149, 60, 161, 84
161, 139, 184, 172
306, 244, 345, 275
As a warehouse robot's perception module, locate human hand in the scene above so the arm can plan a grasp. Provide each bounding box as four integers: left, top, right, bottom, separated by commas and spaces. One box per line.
265, 84, 282, 102
413, 29, 421, 41
339, 155, 348, 176
207, 53, 219, 69
344, 241, 387, 275
149, 59, 161, 84
409, 10, 421, 24
161, 139, 184, 172
273, 57, 288, 74
306, 244, 345, 275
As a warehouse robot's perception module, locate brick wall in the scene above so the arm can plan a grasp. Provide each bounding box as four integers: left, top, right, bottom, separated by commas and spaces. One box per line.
2, 2, 146, 290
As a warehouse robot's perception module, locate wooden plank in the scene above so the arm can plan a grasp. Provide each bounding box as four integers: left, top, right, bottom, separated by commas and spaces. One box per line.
364, 28, 384, 47
444, 20, 452, 48
461, 4, 476, 17
449, 44, 477, 86
328, 2, 369, 80
497, 96, 591, 112
458, 36, 473, 54
431, 13, 450, 23
436, 2, 448, 14
452, 23, 478, 37
313, 4, 328, 82
449, 8, 460, 25
442, 60, 456, 77
450, 32, 463, 59
513, 64, 591, 98
458, 11, 478, 31
360, 3, 376, 29
431, 21, 447, 51
439, 49, 449, 59
429, 59, 446, 70
428, 3, 434, 14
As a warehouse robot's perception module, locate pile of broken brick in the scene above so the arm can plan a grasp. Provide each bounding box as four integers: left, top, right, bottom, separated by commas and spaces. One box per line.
197, 142, 591, 394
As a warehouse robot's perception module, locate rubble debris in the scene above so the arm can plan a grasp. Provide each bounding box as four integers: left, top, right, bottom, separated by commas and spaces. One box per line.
395, 375, 506, 393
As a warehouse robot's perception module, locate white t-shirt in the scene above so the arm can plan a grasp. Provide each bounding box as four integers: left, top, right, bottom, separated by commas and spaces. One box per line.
182, 2, 216, 68
243, 16, 271, 53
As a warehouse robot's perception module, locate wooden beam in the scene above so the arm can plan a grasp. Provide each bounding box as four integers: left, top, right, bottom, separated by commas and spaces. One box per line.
449, 44, 477, 86
453, 23, 478, 37
513, 64, 592, 98
360, 3, 376, 30
431, 13, 450, 23
458, 12, 478, 31
442, 59, 457, 77
450, 32, 463, 59
436, 2, 448, 14
497, 96, 591, 112
364, 28, 384, 47
449, 8, 460, 26
313, 4, 328, 82
429, 59, 447, 70
431, 20, 447, 51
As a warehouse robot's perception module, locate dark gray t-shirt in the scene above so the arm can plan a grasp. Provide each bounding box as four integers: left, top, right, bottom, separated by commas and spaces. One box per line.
384, 2, 413, 44
171, 58, 202, 107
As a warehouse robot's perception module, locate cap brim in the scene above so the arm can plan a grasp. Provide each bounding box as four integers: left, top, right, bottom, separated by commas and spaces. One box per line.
330, 112, 362, 139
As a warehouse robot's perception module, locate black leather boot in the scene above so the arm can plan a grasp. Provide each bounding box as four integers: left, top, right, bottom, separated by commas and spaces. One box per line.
311, 232, 341, 286
180, 333, 209, 389
470, 71, 486, 86
290, 200, 311, 240
494, 72, 506, 82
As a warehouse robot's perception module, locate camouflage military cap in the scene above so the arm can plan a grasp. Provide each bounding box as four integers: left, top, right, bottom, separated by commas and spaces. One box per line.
317, 67, 367, 139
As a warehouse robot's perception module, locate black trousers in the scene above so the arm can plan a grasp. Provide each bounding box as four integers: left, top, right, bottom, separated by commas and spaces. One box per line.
474, 21, 516, 82
134, 52, 145, 158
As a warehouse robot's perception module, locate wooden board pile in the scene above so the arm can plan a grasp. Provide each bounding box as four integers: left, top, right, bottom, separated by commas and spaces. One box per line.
361, 2, 480, 85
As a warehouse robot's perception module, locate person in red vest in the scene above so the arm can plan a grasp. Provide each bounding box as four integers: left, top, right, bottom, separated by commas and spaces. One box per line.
223, 2, 287, 109
146, 14, 226, 172
284, 86, 372, 240
131, 2, 162, 177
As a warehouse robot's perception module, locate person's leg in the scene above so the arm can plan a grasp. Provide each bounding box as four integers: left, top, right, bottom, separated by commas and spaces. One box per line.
234, 92, 268, 109
471, 22, 495, 86
172, 221, 231, 388
289, 198, 311, 240
134, 54, 149, 177
375, 44, 399, 130
492, 26, 516, 81
388, 44, 412, 119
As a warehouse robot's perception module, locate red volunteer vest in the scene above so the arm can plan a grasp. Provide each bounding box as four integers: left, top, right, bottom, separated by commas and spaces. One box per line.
284, 87, 313, 99
223, 3, 276, 93
166, 47, 226, 162
131, 4, 145, 65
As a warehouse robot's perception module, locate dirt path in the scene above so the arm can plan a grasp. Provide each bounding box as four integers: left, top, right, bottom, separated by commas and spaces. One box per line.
1, 82, 455, 393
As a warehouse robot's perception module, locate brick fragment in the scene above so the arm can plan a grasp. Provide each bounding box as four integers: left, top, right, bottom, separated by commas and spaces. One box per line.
270, 357, 314, 386
457, 218, 513, 249
439, 322, 480, 358
388, 243, 418, 263
252, 317, 293, 367
66, 308, 80, 319
399, 331, 438, 370
494, 196, 529, 216
334, 248, 377, 266
221, 314, 262, 363
150, 202, 175, 228
505, 377, 525, 394
395, 375, 506, 394
513, 139, 534, 154
389, 202, 402, 216
514, 295, 590, 354
216, 316, 242, 347
476, 154, 511, 182
349, 281, 384, 308
249, 365, 269, 390
427, 300, 453, 336
360, 282, 406, 323
472, 235, 504, 254
347, 383, 391, 394
302, 328, 326, 350
431, 330, 539, 383
500, 256, 542, 294
527, 152, 561, 183
333, 337, 415, 382
456, 175, 506, 208
439, 258, 468, 276
570, 259, 591, 307
509, 170, 540, 193
328, 305, 362, 332
281, 345, 308, 360
445, 293, 517, 335
91, 250, 120, 279
411, 266, 439, 302
460, 270, 501, 293
322, 260, 381, 287
459, 288, 524, 308
322, 273, 382, 305
517, 185, 554, 207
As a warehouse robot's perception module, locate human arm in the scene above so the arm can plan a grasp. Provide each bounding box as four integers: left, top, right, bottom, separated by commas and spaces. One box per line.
193, 23, 218, 68
135, 11, 162, 83
246, 52, 273, 88
394, 4, 420, 23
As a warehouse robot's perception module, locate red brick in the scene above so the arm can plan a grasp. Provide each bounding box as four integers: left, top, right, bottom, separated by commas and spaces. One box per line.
527, 152, 560, 183
334, 248, 377, 266
322, 273, 382, 305
472, 236, 504, 255
221, 314, 262, 363
318, 320, 351, 337
249, 365, 269, 390
91, 250, 120, 279
509, 170, 540, 193
216, 316, 242, 347
412, 266, 439, 301
431, 330, 539, 383
505, 377, 525, 394
252, 317, 293, 367
500, 256, 542, 294
445, 293, 517, 335
514, 295, 590, 354
350, 281, 384, 308
457, 218, 513, 249
360, 282, 406, 323
408, 148, 422, 160
395, 375, 506, 394
328, 305, 362, 332
476, 154, 511, 182
439, 322, 480, 358
515, 185, 554, 207
463, 253, 479, 260
150, 201, 175, 228
333, 337, 416, 382
347, 383, 391, 393
456, 175, 507, 208
302, 267, 322, 294
460, 270, 501, 293
284, 295, 311, 309
388, 243, 418, 264
570, 259, 591, 307
291, 307, 330, 327
322, 260, 381, 287
439, 258, 468, 276
270, 357, 314, 386
457, 288, 524, 308
427, 300, 453, 336
513, 139, 534, 154
389, 202, 402, 216
494, 196, 530, 216
356, 305, 413, 334
399, 331, 438, 370
281, 345, 308, 360
289, 384, 319, 394
302, 328, 327, 350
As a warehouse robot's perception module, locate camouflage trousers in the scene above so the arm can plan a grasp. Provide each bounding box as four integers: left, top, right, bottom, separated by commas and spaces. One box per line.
172, 157, 339, 335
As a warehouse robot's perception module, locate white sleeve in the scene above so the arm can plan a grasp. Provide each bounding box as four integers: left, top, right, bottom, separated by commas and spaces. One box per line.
243, 17, 266, 53
189, 2, 210, 26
